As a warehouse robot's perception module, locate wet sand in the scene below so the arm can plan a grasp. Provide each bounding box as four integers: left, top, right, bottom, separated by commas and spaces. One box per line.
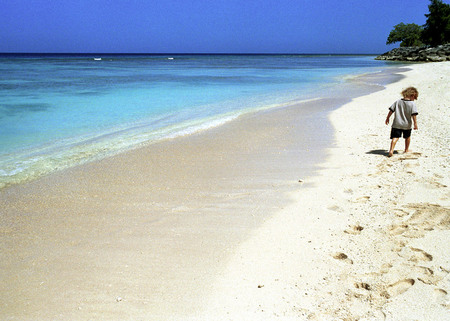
1, 94, 348, 319
2, 63, 448, 320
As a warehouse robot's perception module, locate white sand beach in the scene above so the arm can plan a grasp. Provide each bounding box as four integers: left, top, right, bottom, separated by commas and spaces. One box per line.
1, 62, 449, 320
199, 62, 450, 320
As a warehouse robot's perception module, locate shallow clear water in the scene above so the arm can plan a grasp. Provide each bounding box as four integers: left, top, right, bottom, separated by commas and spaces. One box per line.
0, 54, 399, 188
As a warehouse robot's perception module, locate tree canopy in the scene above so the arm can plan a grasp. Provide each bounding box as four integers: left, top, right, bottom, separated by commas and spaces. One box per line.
422, 0, 450, 46
386, 23, 423, 47
387, 0, 450, 47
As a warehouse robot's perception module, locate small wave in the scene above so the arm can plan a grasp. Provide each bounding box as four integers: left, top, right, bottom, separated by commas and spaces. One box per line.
165, 114, 241, 139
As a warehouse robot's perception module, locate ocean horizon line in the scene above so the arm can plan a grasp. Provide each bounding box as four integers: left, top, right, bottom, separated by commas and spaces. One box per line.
0, 52, 382, 57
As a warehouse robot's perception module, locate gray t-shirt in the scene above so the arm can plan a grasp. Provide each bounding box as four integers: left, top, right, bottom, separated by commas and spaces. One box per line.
389, 99, 418, 130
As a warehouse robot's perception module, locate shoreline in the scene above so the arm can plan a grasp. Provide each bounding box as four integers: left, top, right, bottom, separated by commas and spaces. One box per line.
0, 58, 401, 191
1, 63, 448, 320
0, 97, 322, 191
0, 96, 345, 319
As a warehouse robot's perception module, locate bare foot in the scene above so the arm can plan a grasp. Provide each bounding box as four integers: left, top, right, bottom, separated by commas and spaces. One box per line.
388, 151, 394, 157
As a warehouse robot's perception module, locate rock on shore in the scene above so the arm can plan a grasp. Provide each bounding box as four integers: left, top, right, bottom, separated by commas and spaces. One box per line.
376, 44, 450, 62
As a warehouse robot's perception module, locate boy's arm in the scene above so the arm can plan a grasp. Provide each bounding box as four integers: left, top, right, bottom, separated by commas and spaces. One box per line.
385, 110, 393, 125
412, 115, 418, 130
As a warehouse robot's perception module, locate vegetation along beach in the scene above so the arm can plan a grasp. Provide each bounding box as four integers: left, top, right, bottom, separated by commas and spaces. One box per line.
1, 0, 449, 320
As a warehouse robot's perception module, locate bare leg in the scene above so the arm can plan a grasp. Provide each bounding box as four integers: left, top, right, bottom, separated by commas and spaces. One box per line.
404, 137, 411, 153
389, 138, 399, 157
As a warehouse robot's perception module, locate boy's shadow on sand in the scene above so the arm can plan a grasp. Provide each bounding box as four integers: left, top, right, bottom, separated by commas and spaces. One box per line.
366, 149, 392, 157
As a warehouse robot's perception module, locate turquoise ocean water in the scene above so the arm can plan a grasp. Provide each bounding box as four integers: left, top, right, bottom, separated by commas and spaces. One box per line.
0, 54, 398, 188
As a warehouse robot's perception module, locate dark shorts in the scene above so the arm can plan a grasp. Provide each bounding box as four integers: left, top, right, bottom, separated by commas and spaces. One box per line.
390, 128, 412, 139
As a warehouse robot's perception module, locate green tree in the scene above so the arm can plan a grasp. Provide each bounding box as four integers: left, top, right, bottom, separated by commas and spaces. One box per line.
422, 0, 450, 46
386, 23, 424, 47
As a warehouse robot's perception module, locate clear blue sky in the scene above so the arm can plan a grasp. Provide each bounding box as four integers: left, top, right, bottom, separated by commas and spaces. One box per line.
0, 0, 439, 54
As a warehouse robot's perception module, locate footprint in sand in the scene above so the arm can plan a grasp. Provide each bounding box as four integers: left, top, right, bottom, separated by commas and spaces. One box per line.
390, 203, 449, 238
406, 203, 450, 229
389, 224, 425, 238
389, 224, 409, 236
408, 204, 449, 221
425, 179, 448, 189
332, 252, 354, 264
399, 152, 422, 160
414, 266, 438, 285
344, 225, 364, 235
405, 163, 419, 170
353, 196, 370, 203
430, 288, 449, 307
410, 247, 433, 262
393, 208, 411, 217
415, 265, 434, 276
380, 263, 393, 274
384, 279, 415, 298
354, 282, 371, 290
434, 288, 448, 297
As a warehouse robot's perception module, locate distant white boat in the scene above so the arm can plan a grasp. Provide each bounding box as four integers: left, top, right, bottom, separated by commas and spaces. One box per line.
94, 58, 102, 61
168, 57, 174, 60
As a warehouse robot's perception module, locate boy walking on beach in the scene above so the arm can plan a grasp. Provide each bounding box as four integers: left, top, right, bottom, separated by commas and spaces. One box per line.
385, 87, 419, 157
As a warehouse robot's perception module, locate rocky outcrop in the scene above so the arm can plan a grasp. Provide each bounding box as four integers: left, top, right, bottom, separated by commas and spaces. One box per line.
375, 44, 450, 62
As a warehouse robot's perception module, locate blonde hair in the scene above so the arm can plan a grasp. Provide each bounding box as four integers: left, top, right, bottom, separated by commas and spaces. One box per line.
402, 87, 419, 99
